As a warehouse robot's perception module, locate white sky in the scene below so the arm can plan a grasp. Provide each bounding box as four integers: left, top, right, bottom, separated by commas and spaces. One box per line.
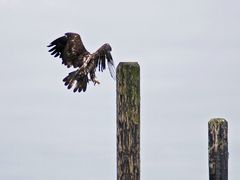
0, 0, 240, 179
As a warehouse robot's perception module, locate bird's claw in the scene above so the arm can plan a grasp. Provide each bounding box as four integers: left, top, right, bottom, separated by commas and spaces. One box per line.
92, 79, 100, 85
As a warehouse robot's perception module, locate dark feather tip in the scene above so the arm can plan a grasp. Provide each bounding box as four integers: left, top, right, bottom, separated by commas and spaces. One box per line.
73, 88, 78, 93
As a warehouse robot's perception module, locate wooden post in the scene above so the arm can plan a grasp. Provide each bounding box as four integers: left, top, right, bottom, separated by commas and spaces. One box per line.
116, 62, 140, 180
208, 118, 228, 180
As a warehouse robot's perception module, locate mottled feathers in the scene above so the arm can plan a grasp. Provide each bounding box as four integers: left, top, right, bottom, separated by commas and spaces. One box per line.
47, 32, 115, 92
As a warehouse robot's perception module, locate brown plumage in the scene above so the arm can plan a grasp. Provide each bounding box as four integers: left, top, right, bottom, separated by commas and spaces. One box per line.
47, 32, 115, 92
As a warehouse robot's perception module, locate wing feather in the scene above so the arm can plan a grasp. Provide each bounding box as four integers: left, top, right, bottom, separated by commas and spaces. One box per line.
94, 43, 115, 79
47, 36, 67, 58
106, 51, 115, 79
47, 33, 89, 68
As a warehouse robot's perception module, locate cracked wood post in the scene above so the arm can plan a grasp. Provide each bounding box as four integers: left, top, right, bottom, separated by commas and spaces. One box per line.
116, 62, 140, 180
208, 118, 228, 180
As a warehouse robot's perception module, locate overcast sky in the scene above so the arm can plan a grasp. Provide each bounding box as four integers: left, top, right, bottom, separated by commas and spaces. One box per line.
0, 0, 240, 179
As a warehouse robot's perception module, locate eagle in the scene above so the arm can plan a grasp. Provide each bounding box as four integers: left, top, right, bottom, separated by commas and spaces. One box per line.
47, 32, 115, 92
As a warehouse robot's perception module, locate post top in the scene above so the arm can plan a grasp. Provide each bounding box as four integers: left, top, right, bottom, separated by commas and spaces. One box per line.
117, 62, 139, 68
208, 118, 227, 124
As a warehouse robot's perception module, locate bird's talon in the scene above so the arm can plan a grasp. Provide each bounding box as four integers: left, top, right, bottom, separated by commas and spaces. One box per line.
93, 79, 100, 85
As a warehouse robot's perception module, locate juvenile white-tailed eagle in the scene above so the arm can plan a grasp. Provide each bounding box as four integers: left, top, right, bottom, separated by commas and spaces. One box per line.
47, 32, 115, 92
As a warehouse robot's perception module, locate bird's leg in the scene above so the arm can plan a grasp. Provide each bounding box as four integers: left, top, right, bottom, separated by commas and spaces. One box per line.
90, 70, 100, 85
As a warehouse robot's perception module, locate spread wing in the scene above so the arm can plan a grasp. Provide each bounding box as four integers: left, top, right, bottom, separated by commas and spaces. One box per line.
94, 43, 115, 79
47, 33, 89, 68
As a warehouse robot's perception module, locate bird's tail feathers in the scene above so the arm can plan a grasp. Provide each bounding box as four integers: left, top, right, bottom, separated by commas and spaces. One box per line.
63, 70, 89, 93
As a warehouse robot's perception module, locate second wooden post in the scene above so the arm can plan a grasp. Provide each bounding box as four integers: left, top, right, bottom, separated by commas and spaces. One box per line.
208, 118, 228, 180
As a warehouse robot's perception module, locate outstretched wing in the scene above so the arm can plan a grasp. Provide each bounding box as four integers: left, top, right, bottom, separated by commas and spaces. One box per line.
47, 33, 89, 68
94, 43, 115, 79
47, 35, 67, 58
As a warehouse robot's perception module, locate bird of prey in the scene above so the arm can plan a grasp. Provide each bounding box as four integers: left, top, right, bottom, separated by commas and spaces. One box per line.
47, 32, 115, 92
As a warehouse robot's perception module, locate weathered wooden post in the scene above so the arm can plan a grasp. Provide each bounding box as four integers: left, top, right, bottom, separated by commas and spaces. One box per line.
116, 62, 140, 180
208, 118, 228, 180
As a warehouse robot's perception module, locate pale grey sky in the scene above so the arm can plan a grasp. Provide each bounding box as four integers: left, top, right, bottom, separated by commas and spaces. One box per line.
0, 0, 240, 179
